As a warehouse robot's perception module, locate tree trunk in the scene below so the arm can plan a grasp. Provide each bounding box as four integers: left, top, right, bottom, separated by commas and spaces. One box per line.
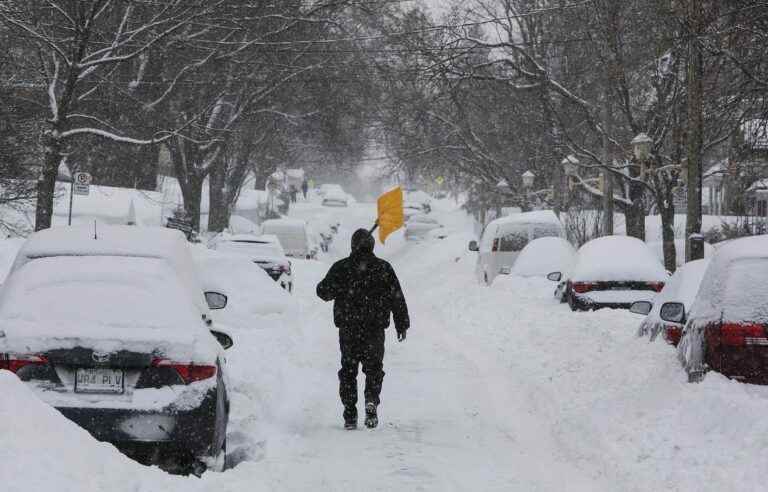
181, 174, 203, 232
685, 0, 705, 261
35, 134, 62, 231
625, 173, 646, 240
207, 158, 229, 233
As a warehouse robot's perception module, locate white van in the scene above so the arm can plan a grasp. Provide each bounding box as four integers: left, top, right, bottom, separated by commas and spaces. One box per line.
468, 210, 566, 285
260, 218, 316, 259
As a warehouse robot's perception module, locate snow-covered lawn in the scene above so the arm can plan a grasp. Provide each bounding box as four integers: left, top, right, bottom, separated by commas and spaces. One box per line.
2, 199, 768, 491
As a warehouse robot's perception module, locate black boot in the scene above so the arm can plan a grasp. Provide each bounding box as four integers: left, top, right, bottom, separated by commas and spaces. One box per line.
364, 402, 378, 429
343, 406, 357, 430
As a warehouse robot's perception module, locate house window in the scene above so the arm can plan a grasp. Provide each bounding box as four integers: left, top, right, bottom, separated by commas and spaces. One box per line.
758, 200, 768, 218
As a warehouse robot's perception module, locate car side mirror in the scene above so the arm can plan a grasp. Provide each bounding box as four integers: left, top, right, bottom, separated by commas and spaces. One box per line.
499, 266, 512, 275
547, 272, 562, 282
210, 330, 234, 350
630, 300, 653, 316
468, 240, 479, 252
659, 302, 686, 324
205, 291, 228, 310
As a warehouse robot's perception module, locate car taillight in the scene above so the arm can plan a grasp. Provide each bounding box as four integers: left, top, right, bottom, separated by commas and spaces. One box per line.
648, 282, 665, 292
708, 323, 768, 347
0, 353, 48, 373
152, 358, 216, 384
572, 282, 594, 294
491, 239, 499, 252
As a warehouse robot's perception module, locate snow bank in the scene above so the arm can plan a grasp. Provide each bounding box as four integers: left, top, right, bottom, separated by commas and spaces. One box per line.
0, 370, 176, 492
571, 235, 667, 282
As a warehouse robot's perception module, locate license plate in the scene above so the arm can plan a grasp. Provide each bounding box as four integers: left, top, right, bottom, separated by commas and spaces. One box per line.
75, 368, 125, 394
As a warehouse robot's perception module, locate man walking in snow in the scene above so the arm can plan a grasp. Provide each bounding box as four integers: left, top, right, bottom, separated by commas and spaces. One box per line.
316, 229, 410, 429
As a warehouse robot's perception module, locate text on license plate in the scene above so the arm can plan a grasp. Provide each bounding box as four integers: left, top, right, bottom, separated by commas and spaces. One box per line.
75, 368, 125, 394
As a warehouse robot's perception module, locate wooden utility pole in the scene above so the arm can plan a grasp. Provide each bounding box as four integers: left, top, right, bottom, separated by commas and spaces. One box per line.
602, 77, 614, 235
685, 0, 705, 261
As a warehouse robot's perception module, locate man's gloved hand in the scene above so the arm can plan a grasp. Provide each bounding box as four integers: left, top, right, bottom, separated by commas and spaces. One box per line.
397, 330, 407, 342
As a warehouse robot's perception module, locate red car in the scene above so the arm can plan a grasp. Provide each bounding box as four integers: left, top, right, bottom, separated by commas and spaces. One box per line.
674, 236, 768, 383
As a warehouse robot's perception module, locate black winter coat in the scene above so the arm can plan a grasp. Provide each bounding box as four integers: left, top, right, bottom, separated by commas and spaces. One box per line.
317, 251, 410, 333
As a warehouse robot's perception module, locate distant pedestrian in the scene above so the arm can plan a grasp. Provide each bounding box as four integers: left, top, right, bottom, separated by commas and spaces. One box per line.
316, 229, 410, 430
289, 185, 298, 203
301, 179, 309, 200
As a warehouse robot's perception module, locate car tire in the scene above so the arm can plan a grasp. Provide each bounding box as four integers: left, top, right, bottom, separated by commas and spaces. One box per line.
567, 292, 579, 311
288, 282, 293, 293
208, 438, 227, 473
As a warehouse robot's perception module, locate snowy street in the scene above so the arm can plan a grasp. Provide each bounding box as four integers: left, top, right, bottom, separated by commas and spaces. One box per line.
4, 198, 768, 492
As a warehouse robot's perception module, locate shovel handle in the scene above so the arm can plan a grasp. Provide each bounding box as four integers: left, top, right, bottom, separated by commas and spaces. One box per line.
369, 221, 379, 234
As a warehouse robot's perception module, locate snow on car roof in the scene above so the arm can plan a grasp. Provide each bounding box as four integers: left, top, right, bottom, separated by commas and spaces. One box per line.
487, 210, 562, 229
511, 237, 576, 277
11, 225, 209, 314
570, 235, 667, 282
0, 256, 215, 360
405, 190, 432, 204
689, 235, 768, 323
261, 218, 308, 230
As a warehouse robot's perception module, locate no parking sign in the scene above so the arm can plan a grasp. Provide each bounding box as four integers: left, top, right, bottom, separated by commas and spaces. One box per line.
73, 172, 91, 196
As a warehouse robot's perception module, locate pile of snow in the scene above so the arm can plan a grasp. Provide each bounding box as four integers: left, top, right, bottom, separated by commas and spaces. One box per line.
571, 235, 667, 282
511, 236, 576, 277
0, 370, 177, 491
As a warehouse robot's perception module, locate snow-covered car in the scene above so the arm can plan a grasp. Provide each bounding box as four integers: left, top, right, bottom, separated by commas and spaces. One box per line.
631, 258, 710, 346
0, 226, 232, 474
555, 235, 667, 311
675, 236, 768, 384
193, 249, 294, 326
468, 210, 565, 285
318, 183, 344, 197
260, 218, 316, 259
647, 239, 714, 267
212, 234, 293, 292
321, 189, 349, 207
506, 236, 576, 278
404, 214, 443, 241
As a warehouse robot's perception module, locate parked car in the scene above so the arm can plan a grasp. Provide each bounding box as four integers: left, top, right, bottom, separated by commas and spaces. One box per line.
0, 226, 232, 474
505, 236, 576, 278
675, 236, 768, 383
212, 234, 293, 292
404, 214, 443, 241
631, 258, 710, 346
554, 235, 667, 311
322, 189, 349, 207
318, 183, 344, 197
192, 249, 294, 327
260, 218, 316, 259
468, 210, 565, 285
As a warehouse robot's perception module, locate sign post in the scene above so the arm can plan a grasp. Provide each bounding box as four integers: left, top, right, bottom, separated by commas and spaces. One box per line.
69, 172, 91, 226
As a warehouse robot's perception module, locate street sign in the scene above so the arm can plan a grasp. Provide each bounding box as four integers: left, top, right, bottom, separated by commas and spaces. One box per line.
73, 172, 91, 196
435, 176, 445, 185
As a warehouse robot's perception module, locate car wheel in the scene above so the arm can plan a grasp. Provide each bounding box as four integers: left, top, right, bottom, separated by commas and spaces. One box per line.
288, 282, 293, 293
208, 438, 227, 473
483, 272, 490, 285
567, 292, 579, 311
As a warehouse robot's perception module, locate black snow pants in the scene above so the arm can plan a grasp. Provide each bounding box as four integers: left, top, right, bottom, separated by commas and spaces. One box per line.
338, 325, 385, 415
